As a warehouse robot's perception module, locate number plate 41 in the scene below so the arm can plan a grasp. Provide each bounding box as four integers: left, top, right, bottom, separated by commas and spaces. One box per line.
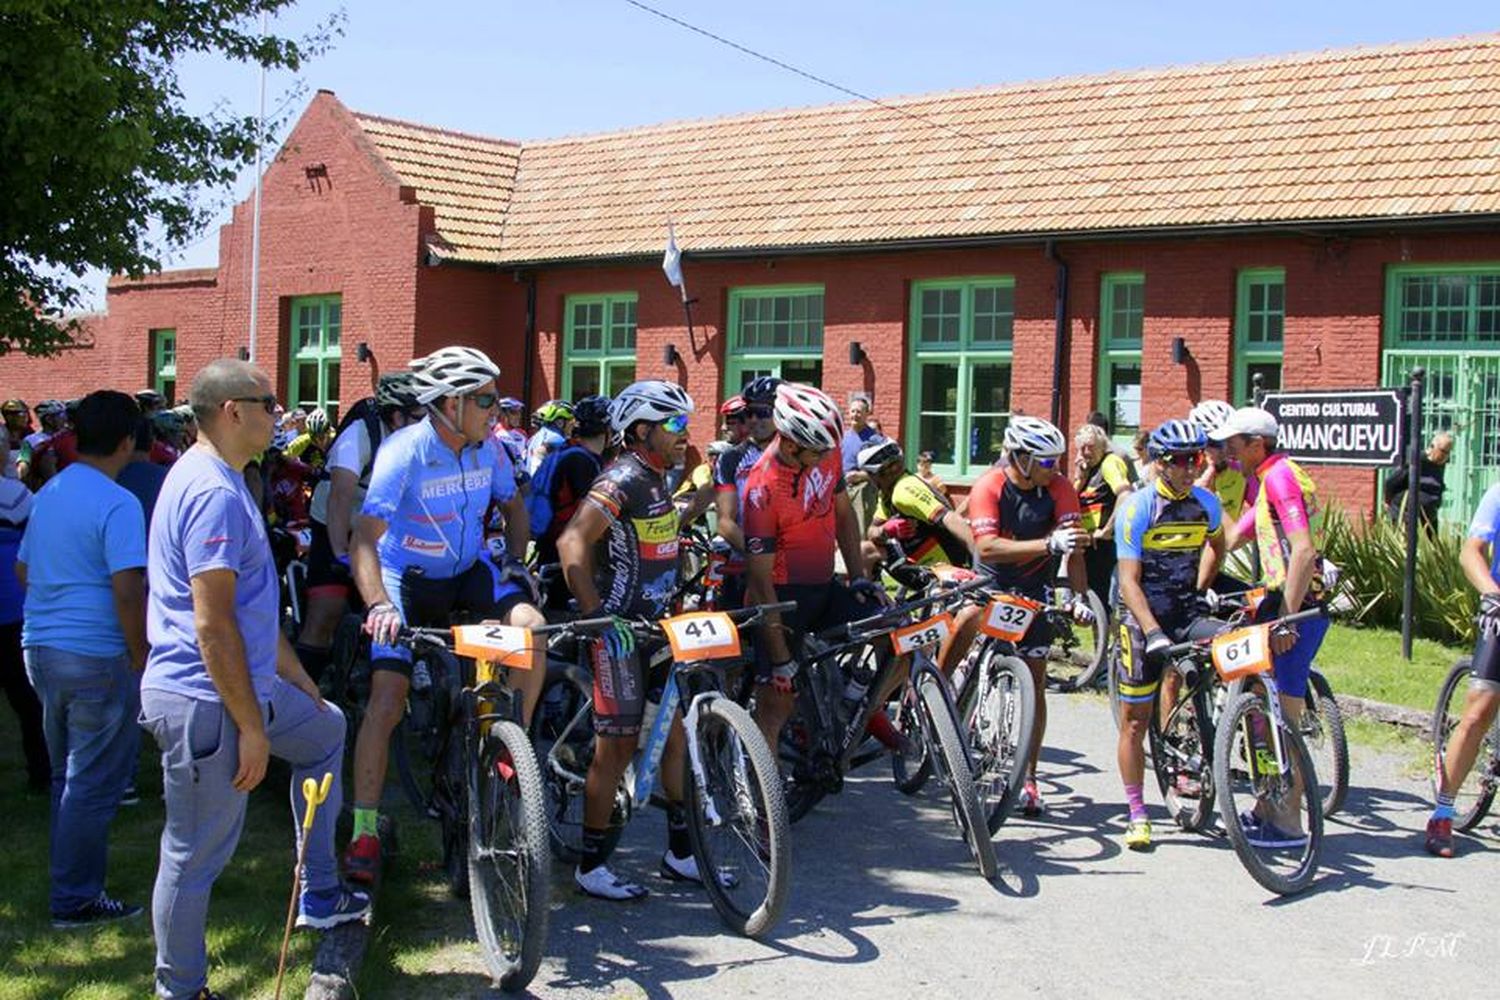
661, 611, 742, 661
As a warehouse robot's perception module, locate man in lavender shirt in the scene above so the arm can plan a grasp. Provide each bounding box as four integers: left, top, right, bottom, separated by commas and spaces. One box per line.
138, 360, 367, 1000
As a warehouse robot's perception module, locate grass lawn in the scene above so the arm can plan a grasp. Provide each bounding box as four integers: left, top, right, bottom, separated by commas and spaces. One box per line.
1316, 623, 1466, 713
0, 706, 485, 1000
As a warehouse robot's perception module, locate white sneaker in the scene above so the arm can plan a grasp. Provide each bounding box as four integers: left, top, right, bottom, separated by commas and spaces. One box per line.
574, 864, 648, 901
660, 850, 739, 888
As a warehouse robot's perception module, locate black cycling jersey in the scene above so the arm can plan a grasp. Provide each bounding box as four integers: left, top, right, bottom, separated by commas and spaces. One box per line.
582, 450, 680, 618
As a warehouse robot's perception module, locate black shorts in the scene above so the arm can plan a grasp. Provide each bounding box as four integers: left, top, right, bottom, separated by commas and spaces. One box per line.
590, 640, 668, 738
759, 581, 879, 683
1470, 630, 1500, 691
304, 519, 351, 596
371, 561, 531, 676
1116, 612, 1227, 704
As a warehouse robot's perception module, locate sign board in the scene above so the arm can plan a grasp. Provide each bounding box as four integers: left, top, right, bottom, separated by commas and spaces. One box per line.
1260, 389, 1405, 467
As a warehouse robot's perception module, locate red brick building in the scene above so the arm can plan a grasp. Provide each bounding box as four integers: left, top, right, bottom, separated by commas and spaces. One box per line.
9, 34, 1500, 517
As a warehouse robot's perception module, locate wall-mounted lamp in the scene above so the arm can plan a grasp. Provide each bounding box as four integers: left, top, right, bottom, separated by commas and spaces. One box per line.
236, 346, 250, 361
357, 341, 372, 363
1171, 337, 1191, 365
663, 342, 682, 366
849, 340, 867, 366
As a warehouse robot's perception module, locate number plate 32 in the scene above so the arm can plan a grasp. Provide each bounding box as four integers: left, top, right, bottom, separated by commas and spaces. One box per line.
661, 611, 742, 661
891, 612, 955, 655
979, 594, 1041, 642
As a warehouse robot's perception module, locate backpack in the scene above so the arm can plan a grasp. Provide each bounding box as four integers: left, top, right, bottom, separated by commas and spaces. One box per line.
334, 397, 385, 483
526, 443, 596, 541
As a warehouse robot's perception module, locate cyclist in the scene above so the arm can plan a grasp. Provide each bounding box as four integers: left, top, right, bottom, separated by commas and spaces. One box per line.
673, 440, 727, 527
133, 388, 166, 415
528, 395, 612, 591
150, 408, 188, 465
294, 373, 425, 681
1074, 421, 1134, 608
859, 439, 979, 674
17, 400, 65, 489
719, 395, 749, 447
527, 399, 575, 475
968, 415, 1093, 816
493, 396, 529, 471
286, 406, 333, 474
1190, 399, 1254, 596
744, 383, 888, 750
343, 347, 545, 884
1425, 481, 1500, 857
556, 379, 703, 900
1211, 406, 1329, 847
1113, 420, 1227, 850
712, 377, 781, 610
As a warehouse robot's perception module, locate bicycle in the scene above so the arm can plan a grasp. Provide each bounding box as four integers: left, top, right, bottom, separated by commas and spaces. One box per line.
780, 576, 998, 879
393, 623, 551, 993
1041, 571, 1109, 693
1431, 655, 1500, 830
532, 602, 794, 938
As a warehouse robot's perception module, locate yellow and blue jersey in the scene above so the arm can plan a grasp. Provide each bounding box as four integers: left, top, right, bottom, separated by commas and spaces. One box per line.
1115, 480, 1222, 624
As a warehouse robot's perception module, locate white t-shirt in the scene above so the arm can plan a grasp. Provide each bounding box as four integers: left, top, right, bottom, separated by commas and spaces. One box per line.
310, 420, 376, 525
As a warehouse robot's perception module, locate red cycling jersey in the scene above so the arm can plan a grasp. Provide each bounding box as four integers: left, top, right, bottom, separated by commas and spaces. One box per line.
742, 441, 846, 586
968, 465, 1080, 593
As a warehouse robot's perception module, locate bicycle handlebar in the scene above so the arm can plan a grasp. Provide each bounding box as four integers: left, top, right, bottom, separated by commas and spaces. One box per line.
1163, 606, 1328, 659
817, 572, 994, 644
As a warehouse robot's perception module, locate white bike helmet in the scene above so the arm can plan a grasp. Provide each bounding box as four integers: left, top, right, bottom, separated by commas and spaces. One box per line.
1002, 415, 1067, 458
856, 439, 904, 473
1189, 399, 1236, 436
773, 383, 843, 451
409, 346, 501, 404
305, 407, 330, 435
610, 380, 695, 434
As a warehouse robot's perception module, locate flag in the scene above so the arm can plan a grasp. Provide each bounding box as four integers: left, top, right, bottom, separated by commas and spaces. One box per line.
662, 222, 685, 293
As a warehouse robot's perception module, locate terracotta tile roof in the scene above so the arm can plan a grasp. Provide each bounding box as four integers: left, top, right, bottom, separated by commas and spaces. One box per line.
349, 33, 1500, 265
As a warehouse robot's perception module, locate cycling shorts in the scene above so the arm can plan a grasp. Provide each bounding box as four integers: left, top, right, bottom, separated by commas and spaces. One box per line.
1470, 629, 1500, 693
1116, 612, 1227, 704
1251, 591, 1329, 699
763, 581, 877, 683
304, 519, 352, 597
590, 639, 667, 738
370, 560, 530, 676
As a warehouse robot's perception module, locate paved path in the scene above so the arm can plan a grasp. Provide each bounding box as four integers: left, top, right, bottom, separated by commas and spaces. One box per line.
399, 692, 1497, 999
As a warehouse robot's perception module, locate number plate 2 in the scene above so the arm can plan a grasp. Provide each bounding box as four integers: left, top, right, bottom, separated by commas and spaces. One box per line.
979, 594, 1041, 642
1210, 624, 1273, 680
891, 612, 955, 655
662, 611, 741, 661
452, 624, 540, 672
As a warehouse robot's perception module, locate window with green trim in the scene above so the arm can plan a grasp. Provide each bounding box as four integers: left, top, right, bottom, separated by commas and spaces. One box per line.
1236, 268, 1285, 403
152, 328, 177, 405
1097, 274, 1144, 436
1386, 265, 1500, 346
723, 286, 824, 394
905, 278, 1015, 477
563, 293, 637, 399
289, 295, 342, 421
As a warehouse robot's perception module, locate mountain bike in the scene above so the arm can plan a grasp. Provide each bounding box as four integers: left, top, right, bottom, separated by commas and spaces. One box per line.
393, 624, 550, 993
1041, 569, 1109, 692
1431, 656, 1500, 830
532, 603, 794, 938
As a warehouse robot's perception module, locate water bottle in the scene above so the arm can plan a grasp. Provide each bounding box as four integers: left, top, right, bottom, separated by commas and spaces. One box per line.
411, 658, 432, 692
842, 656, 877, 718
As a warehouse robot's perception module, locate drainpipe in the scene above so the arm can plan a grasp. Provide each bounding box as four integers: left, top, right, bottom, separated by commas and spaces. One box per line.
521, 272, 537, 408
1045, 241, 1069, 427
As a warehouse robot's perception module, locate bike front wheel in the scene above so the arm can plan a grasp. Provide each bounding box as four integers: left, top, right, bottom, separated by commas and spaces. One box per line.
890, 682, 933, 795
468, 719, 551, 993
1047, 590, 1109, 692
959, 645, 1035, 834
1432, 657, 1500, 831
1213, 690, 1323, 896
919, 675, 998, 880
684, 698, 791, 938
1148, 662, 1215, 832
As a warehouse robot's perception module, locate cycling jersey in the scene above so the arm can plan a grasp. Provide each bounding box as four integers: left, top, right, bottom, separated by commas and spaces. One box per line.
583, 449, 680, 618
527, 425, 566, 476
267, 457, 314, 526
968, 466, 1080, 596
310, 417, 383, 526
360, 417, 517, 580
1243, 453, 1326, 595
534, 445, 603, 566
743, 443, 846, 586
285, 432, 330, 473
712, 439, 766, 577
1468, 482, 1500, 584
1115, 479, 1222, 625
875, 472, 968, 567
1205, 463, 1248, 522
1078, 452, 1132, 533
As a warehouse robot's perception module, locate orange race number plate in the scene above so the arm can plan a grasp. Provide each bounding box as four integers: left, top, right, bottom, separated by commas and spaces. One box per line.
452, 624, 541, 673
891, 613, 955, 655
1210, 624, 1273, 681
661, 611, 742, 662
979, 593, 1042, 642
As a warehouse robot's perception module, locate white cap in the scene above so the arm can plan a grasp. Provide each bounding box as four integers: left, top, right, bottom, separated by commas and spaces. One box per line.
1207, 406, 1279, 442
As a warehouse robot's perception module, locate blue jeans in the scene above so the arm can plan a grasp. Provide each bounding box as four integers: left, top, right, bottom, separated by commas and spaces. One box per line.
140, 679, 346, 1000
23, 645, 138, 915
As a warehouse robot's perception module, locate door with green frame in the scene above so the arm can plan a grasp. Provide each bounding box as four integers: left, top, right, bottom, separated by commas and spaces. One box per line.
289, 295, 342, 421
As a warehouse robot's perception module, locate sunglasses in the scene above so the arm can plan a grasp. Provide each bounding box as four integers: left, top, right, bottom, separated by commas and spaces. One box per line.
659, 413, 690, 435
232, 395, 277, 415
745, 405, 773, 419
468, 391, 500, 410
1162, 452, 1203, 468
1015, 452, 1059, 469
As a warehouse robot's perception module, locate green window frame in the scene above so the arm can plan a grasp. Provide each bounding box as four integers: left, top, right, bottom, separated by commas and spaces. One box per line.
562, 293, 638, 399
1384, 264, 1500, 347
288, 294, 342, 420
905, 277, 1016, 479
1097, 273, 1144, 437
723, 285, 825, 394
1235, 267, 1285, 404
152, 328, 177, 405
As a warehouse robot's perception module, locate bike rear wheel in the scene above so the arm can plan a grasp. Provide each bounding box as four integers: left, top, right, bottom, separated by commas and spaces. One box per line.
919, 675, 997, 880
469, 719, 551, 993
779, 673, 830, 824
1213, 690, 1323, 896
684, 698, 790, 938
530, 670, 622, 862
1046, 591, 1109, 692
1432, 657, 1500, 831
890, 682, 933, 795
959, 645, 1035, 834
1302, 668, 1349, 818
1148, 662, 1215, 832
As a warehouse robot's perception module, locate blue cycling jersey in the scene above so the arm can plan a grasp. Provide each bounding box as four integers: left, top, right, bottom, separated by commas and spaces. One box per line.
1468, 482, 1500, 585
527, 426, 566, 476
361, 417, 517, 579
1115, 480, 1222, 624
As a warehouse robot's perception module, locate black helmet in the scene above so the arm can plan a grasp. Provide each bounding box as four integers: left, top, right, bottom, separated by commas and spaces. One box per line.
741, 376, 783, 406
375, 372, 421, 411
572, 395, 612, 437
134, 388, 164, 408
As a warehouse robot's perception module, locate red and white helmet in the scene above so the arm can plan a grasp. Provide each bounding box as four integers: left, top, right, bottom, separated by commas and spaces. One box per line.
773, 383, 843, 451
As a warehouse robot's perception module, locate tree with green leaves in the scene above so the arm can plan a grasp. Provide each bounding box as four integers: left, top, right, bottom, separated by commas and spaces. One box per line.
0, 1, 340, 355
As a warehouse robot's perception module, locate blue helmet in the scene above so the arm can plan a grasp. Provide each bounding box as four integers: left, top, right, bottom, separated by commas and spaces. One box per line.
1147, 419, 1207, 459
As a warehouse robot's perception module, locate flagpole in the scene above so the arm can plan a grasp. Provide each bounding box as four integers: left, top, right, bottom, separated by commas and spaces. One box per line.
247, 9, 268, 364
663, 220, 697, 342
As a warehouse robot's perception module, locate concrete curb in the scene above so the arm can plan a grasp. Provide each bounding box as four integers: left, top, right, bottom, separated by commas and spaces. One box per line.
1335, 693, 1432, 737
